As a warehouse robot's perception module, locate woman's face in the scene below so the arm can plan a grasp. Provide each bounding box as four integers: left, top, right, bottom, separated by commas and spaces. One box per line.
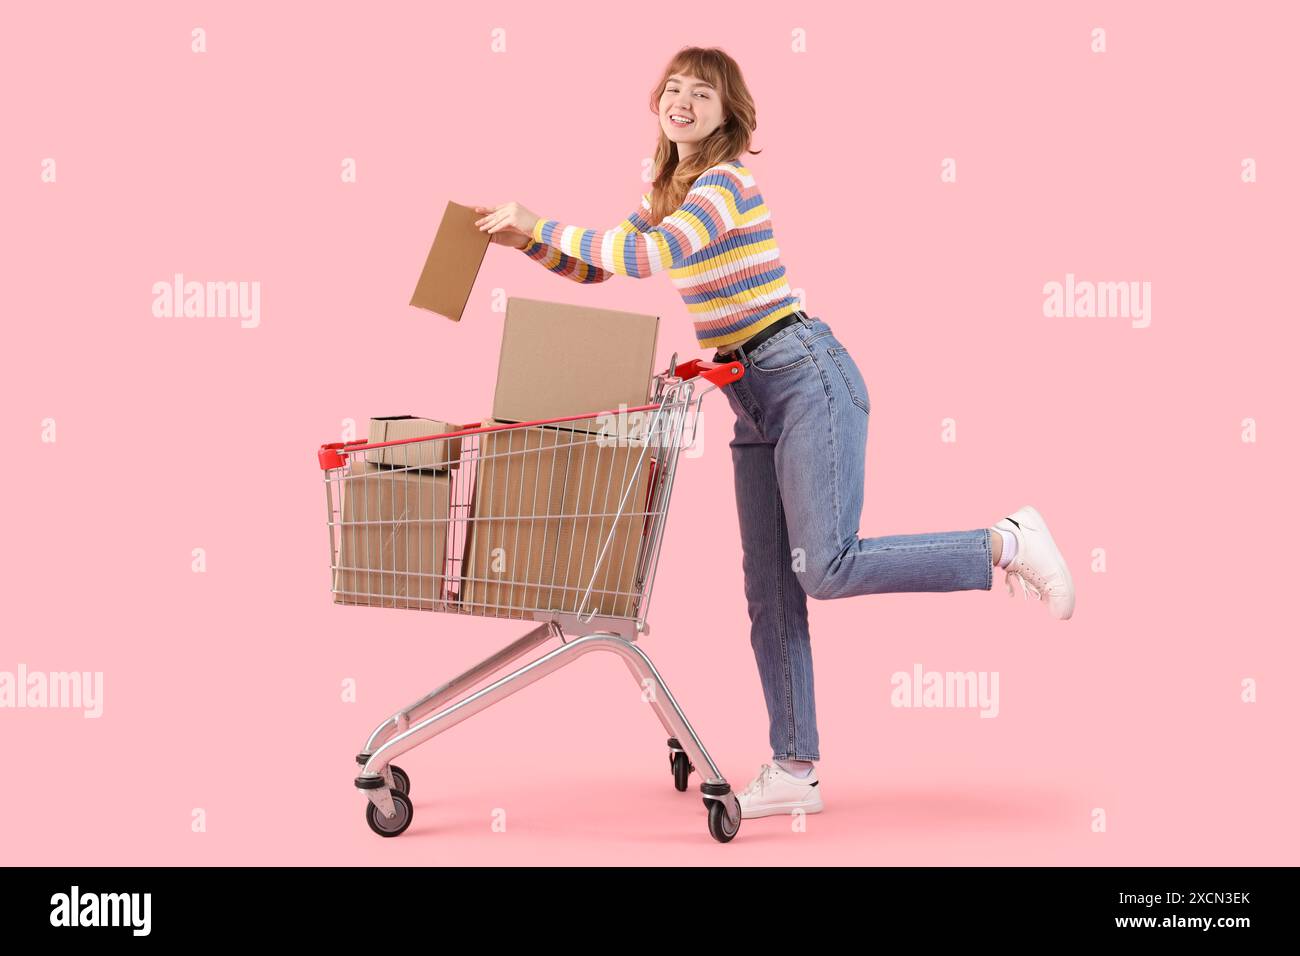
659, 73, 725, 156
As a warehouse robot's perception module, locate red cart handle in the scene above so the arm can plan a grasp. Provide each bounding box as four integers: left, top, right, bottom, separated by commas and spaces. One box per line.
670, 358, 745, 387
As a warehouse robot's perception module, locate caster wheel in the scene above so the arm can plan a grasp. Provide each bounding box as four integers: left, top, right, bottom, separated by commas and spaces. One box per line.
706, 798, 741, 843
670, 752, 692, 792
390, 765, 410, 796
365, 790, 413, 838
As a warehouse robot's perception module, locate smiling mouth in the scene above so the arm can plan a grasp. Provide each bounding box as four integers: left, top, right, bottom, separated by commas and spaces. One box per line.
669, 115, 695, 126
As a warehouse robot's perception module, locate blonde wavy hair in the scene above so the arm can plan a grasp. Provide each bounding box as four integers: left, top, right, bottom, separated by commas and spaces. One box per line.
645, 46, 761, 226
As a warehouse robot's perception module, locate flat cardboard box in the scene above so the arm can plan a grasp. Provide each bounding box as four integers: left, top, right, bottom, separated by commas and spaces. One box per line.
460, 418, 654, 620
335, 459, 452, 610
363, 416, 463, 471
409, 201, 491, 322
492, 297, 659, 433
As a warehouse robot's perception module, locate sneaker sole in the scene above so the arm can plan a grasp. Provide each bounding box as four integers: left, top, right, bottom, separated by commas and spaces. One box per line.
740, 798, 825, 819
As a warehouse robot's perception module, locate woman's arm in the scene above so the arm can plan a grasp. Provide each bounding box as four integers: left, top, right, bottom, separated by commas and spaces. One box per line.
531, 164, 746, 278
519, 193, 652, 284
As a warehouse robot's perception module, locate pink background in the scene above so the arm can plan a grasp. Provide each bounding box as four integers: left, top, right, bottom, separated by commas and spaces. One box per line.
3, 2, 1296, 865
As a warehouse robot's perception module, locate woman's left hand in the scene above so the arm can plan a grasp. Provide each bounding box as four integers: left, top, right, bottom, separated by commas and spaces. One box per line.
475, 202, 540, 238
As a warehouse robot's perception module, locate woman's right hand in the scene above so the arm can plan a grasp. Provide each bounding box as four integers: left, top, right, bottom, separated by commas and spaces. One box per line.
473, 207, 532, 249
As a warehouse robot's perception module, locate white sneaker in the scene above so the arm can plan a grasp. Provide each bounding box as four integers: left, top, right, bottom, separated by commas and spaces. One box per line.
994, 505, 1075, 620
736, 763, 824, 819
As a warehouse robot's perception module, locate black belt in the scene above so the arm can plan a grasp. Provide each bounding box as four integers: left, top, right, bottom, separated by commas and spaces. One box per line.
714, 311, 808, 362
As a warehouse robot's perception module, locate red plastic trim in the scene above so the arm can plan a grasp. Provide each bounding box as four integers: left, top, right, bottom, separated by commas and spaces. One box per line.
673, 358, 745, 386
317, 439, 369, 471
315, 408, 661, 470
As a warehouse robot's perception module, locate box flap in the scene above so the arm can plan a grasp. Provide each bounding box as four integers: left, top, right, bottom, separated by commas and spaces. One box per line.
409, 201, 492, 322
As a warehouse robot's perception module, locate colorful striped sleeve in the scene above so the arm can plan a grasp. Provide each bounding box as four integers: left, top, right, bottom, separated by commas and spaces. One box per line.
520, 193, 652, 283
531, 164, 745, 278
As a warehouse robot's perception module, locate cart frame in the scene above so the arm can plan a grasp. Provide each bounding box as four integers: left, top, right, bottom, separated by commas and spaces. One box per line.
317, 355, 746, 842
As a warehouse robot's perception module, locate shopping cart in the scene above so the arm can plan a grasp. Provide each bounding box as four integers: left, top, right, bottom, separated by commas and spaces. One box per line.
316, 355, 747, 843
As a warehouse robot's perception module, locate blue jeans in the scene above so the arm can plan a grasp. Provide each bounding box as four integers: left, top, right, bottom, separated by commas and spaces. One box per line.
714, 314, 994, 762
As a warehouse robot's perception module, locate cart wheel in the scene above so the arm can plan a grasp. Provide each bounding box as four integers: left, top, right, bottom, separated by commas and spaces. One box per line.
671, 752, 692, 792
365, 791, 413, 838
706, 798, 741, 843
390, 765, 411, 796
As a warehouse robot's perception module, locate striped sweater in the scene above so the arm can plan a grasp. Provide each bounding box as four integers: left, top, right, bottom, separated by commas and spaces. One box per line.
521, 160, 802, 351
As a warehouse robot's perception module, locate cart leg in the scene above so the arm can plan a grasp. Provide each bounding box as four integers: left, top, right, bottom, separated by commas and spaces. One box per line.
618, 656, 695, 791
356, 621, 558, 764
612, 639, 740, 828
355, 631, 739, 833
620, 655, 677, 738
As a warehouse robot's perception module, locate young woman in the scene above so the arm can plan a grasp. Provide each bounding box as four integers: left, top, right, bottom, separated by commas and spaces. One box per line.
475, 46, 1075, 820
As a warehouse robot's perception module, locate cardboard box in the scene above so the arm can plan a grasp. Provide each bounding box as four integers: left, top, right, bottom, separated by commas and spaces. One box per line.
460, 419, 654, 620
363, 416, 463, 471
493, 298, 659, 433
334, 459, 452, 610
409, 201, 491, 322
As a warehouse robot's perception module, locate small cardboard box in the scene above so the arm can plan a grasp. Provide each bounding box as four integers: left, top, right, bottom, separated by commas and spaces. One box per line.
409, 201, 491, 322
363, 416, 464, 471
460, 419, 654, 620
335, 459, 452, 610
492, 297, 659, 433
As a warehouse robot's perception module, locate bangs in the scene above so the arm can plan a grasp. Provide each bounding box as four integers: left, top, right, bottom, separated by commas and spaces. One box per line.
666, 52, 725, 92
